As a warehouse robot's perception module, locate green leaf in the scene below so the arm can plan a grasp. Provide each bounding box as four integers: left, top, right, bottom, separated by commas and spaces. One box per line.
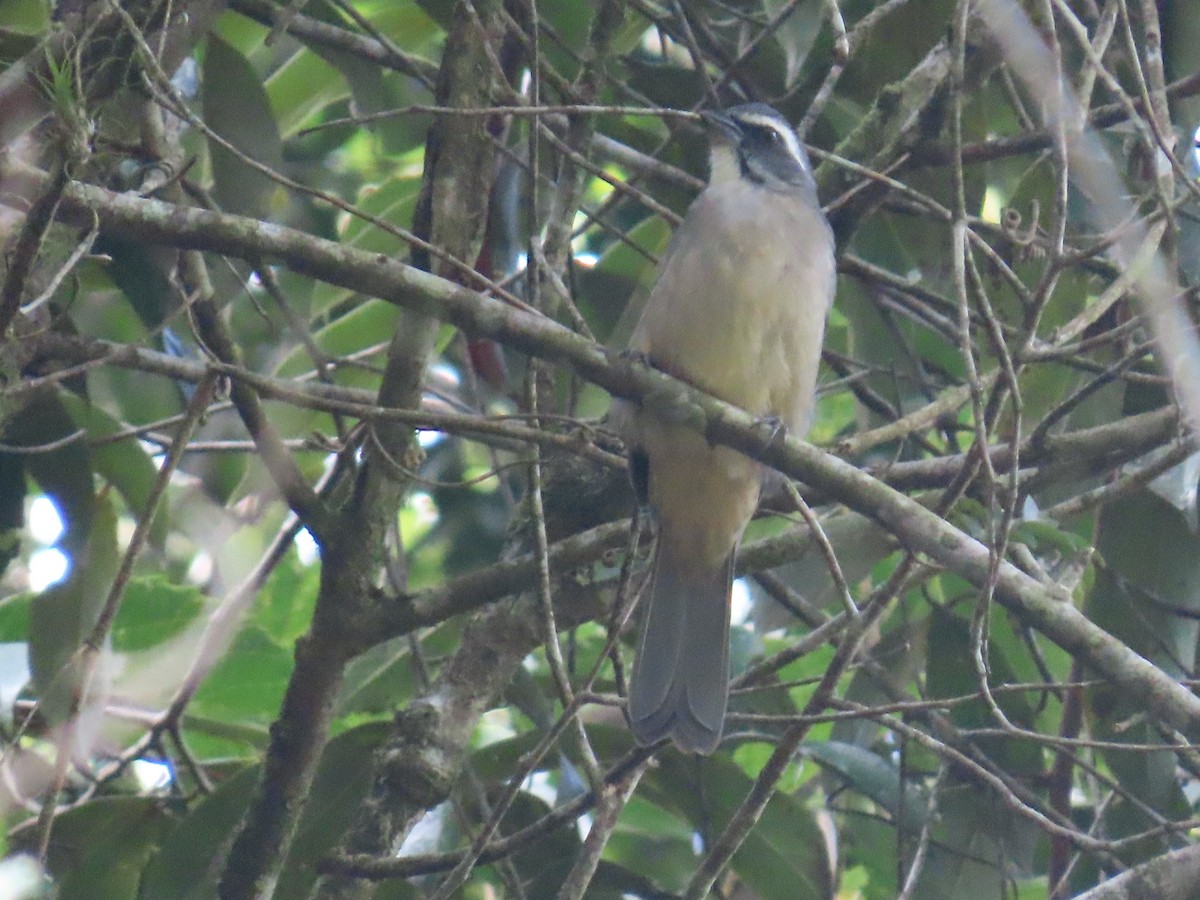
296, 3, 438, 153
1084, 489, 1199, 859
111, 577, 206, 653
760, 509, 895, 625
581, 214, 673, 347
763, 0, 825, 87
274, 722, 391, 897
136, 766, 259, 900
0, 0, 48, 36
2, 390, 95, 559
302, 178, 420, 323
190, 627, 293, 723
250, 548, 319, 645
10, 797, 174, 900
265, 44, 348, 139
203, 34, 286, 218
925, 606, 1042, 777
805, 740, 929, 827
831, 613, 928, 749
336, 634, 418, 716
604, 795, 697, 894
489, 792, 583, 895
0, 592, 32, 641
274, 300, 401, 381
58, 392, 168, 547
640, 753, 833, 900
139, 724, 390, 900
28, 494, 119, 724
0, 442, 24, 579
92, 236, 176, 332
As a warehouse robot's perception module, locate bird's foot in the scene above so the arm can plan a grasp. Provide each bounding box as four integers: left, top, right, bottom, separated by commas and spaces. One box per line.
754, 415, 788, 446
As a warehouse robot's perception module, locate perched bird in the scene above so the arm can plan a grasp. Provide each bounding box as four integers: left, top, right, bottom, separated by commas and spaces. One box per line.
618, 103, 836, 754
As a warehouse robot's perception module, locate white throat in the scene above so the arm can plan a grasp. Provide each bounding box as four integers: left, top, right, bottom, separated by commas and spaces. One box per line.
708, 145, 741, 188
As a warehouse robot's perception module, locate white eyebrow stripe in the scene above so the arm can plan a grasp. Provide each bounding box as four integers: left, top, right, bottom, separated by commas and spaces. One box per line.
732, 112, 806, 167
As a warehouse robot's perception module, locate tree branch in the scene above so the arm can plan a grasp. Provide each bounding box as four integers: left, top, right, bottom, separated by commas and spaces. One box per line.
1074, 843, 1200, 900
5, 162, 1197, 738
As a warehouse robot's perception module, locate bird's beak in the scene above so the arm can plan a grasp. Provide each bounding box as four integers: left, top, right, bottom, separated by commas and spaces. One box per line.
699, 110, 741, 145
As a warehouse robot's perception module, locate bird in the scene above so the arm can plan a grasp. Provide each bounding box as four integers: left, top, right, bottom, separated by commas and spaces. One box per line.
617, 103, 836, 754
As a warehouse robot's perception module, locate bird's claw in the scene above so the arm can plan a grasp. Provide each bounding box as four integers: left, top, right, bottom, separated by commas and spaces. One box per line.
755, 415, 788, 446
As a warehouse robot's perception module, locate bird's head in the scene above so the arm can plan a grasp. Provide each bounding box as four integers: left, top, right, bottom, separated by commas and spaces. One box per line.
700, 103, 815, 193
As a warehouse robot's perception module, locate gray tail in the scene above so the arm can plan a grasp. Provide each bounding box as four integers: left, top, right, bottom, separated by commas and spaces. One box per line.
628, 540, 733, 754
